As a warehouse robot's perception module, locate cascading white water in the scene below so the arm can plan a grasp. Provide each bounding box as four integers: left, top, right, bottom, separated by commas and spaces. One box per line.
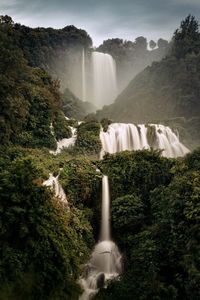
100, 176, 110, 241
43, 173, 68, 204
79, 175, 122, 300
82, 48, 86, 101
50, 126, 77, 155
100, 123, 190, 158
92, 52, 118, 108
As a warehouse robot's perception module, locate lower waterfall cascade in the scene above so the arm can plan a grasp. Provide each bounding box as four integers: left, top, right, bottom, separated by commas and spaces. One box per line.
79, 122, 190, 299
47, 120, 190, 298
79, 176, 122, 300
50, 126, 77, 155
100, 123, 190, 158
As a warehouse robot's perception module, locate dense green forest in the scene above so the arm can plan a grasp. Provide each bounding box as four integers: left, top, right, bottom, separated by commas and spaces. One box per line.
96, 15, 200, 149
1, 144, 200, 299
0, 15, 95, 148
95, 148, 200, 299
0, 13, 200, 300
0, 146, 99, 299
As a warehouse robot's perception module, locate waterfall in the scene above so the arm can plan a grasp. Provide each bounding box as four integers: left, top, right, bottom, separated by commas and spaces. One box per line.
50, 126, 77, 155
82, 48, 86, 101
43, 173, 68, 205
100, 176, 110, 241
92, 52, 118, 108
100, 123, 190, 158
79, 175, 122, 300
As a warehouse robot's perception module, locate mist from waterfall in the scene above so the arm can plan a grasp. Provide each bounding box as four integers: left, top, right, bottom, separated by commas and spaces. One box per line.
66, 50, 118, 108
79, 175, 122, 300
91, 52, 118, 108
100, 123, 190, 158
82, 48, 86, 102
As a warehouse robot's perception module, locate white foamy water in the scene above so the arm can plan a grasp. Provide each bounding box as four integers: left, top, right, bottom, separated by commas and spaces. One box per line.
101, 176, 110, 241
79, 176, 122, 300
50, 126, 77, 155
43, 173, 68, 204
100, 123, 190, 158
92, 52, 118, 108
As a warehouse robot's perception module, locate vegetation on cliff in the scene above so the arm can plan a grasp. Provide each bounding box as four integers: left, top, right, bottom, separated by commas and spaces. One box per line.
0, 147, 95, 300
97, 37, 169, 91
0, 13, 200, 300
95, 148, 200, 300
96, 15, 200, 149
0, 15, 75, 149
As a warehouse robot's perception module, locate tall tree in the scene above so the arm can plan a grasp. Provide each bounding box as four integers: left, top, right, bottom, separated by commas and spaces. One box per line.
172, 14, 200, 58
149, 40, 156, 50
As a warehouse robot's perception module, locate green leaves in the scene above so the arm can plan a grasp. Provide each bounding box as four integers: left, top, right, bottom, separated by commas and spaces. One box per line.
172, 15, 200, 59
75, 119, 101, 155
112, 194, 144, 232
0, 153, 94, 299
96, 149, 200, 300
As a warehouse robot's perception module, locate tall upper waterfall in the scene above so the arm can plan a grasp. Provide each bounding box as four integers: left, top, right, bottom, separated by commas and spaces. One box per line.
79, 175, 122, 300
100, 123, 190, 158
82, 48, 86, 101
92, 52, 118, 108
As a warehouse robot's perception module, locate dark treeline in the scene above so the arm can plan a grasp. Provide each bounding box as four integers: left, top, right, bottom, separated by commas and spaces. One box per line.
97, 36, 169, 91
3, 15, 92, 75
0, 15, 92, 148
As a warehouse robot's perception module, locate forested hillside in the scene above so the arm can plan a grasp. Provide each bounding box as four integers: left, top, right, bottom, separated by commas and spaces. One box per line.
0, 15, 94, 148
10, 16, 92, 84
0, 13, 200, 300
95, 148, 200, 300
97, 37, 169, 91
96, 15, 200, 149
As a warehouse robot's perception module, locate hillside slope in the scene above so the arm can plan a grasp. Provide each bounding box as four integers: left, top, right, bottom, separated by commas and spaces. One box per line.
96, 54, 200, 122
96, 16, 200, 149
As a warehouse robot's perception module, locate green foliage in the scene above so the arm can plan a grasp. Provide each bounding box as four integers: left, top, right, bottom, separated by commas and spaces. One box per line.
62, 88, 96, 120
111, 194, 145, 249
150, 164, 200, 298
53, 111, 71, 140
172, 15, 200, 59
96, 149, 200, 300
0, 148, 95, 299
97, 16, 200, 150
0, 15, 94, 149
100, 118, 112, 132
97, 52, 200, 126
0, 19, 66, 149
1, 13, 200, 300
99, 150, 173, 203
11, 19, 92, 97
60, 157, 101, 207
75, 119, 101, 155
97, 37, 169, 92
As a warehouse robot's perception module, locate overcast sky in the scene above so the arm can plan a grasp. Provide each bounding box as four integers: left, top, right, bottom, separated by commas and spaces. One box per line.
1, 0, 200, 46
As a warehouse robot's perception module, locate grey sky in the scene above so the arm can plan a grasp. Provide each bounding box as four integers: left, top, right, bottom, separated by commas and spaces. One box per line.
1, 0, 200, 46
